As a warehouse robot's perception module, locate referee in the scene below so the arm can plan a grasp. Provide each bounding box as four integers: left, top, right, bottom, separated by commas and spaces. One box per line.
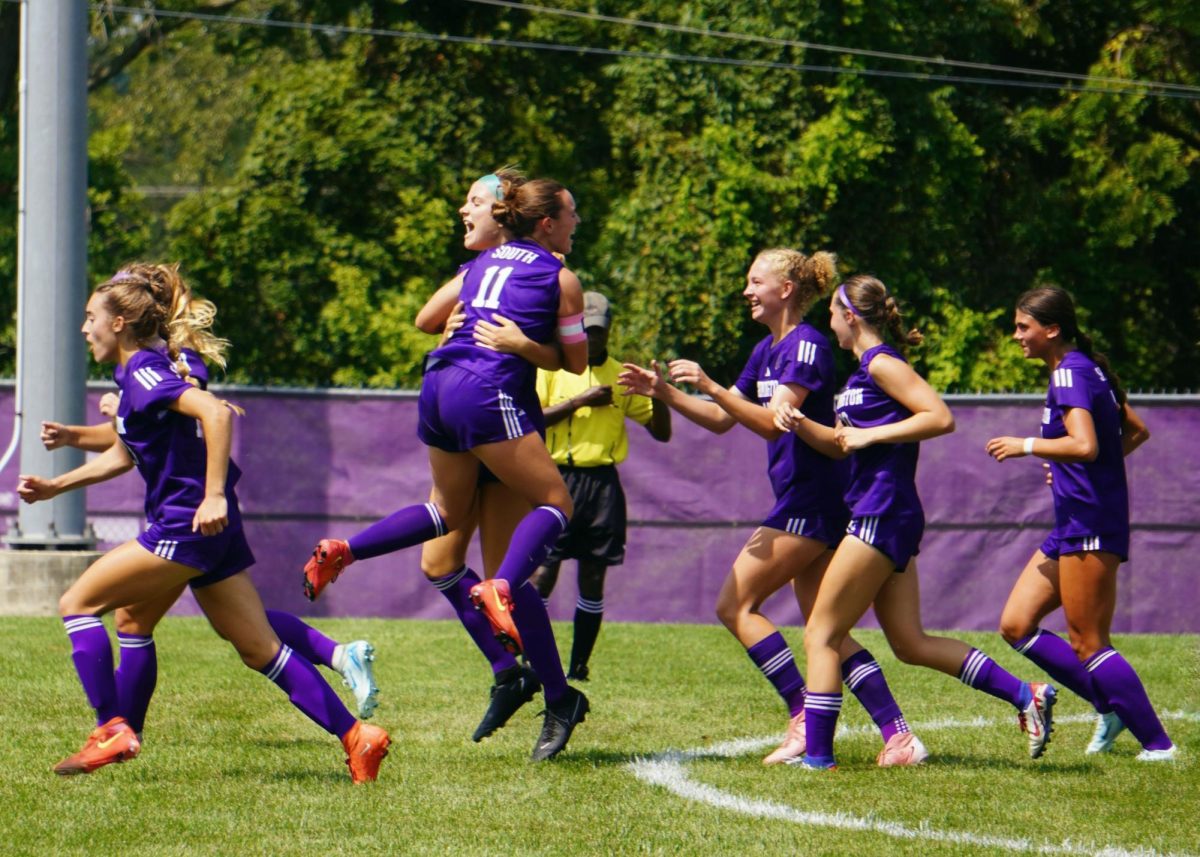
530, 292, 671, 680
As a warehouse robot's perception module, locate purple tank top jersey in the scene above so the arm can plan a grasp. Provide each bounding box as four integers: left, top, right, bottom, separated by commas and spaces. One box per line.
430, 239, 563, 395
114, 347, 241, 529
1041, 350, 1129, 536
734, 323, 846, 509
835, 343, 921, 516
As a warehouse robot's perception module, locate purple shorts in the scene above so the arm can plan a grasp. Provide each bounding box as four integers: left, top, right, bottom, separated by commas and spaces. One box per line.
1041, 530, 1129, 563
418, 362, 539, 453
137, 522, 256, 589
761, 501, 847, 548
845, 510, 923, 572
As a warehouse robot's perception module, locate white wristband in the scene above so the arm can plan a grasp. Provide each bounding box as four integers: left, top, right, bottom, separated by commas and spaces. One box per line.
1023, 437, 1036, 455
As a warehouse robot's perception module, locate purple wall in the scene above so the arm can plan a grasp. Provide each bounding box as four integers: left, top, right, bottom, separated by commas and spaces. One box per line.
2, 385, 1195, 632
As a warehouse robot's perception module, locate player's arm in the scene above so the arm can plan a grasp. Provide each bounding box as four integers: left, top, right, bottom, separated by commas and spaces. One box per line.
771, 385, 847, 459
169, 387, 233, 535
475, 316, 565, 370
415, 274, 466, 334
18, 442, 134, 502
618, 361, 736, 434
986, 406, 1098, 463
840, 355, 954, 452
645, 398, 671, 442
555, 269, 587, 375
41, 421, 118, 453
1120, 403, 1150, 456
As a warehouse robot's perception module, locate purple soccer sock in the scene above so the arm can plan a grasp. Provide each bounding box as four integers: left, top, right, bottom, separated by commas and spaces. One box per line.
1085, 648, 1172, 751
115, 633, 157, 734
429, 566, 518, 675
959, 648, 1033, 710
803, 692, 843, 761
746, 632, 807, 717
347, 502, 447, 561
841, 649, 907, 743
494, 506, 569, 591
1012, 628, 1109, 713
259, 645, 358, 739
63, 615, 118, 726
265, 609, 337, 668
510, 581, 568, 704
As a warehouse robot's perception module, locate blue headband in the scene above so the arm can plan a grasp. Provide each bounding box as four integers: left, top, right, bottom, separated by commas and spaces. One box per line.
837, 284, 861, 317
477, 173, 504, 201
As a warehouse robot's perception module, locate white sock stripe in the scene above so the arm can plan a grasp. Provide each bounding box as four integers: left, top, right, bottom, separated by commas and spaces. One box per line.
424, 503, 447, 537
759, 649, 795, 676
430, 566, 468, 591
265, 645, 293, 682
576, 597, 604, 613
537, 505, 569, 529
844, 661, 881, 689
805, 694, 843, 712
118, 636, 155, 648
63, 616, 105, 633
1087, 649, 1119, 672
1015, 630, 1043, 654
959, 650, 987, 685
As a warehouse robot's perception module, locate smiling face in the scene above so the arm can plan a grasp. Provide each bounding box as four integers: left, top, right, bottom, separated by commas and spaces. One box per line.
1012, 309, 1058, 361
82, 291, 123, 364
742, 257, 791, 326
459, 180, 506, 251
541, 190, 580, 256
829, 293, 855, 350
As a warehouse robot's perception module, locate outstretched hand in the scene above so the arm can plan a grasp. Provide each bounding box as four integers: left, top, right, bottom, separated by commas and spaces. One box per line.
618, 361, 667, 398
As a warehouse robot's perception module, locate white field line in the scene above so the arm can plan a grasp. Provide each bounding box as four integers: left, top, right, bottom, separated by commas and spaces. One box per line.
626, 711, 1196, 857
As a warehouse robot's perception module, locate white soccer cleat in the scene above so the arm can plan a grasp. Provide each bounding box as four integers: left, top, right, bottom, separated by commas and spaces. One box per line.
1085, 711, 1126, 754
1018, 682, 1056, 759
876, 731, 929, 767
1136, 745, 1178, 763
334, 640, 380, 720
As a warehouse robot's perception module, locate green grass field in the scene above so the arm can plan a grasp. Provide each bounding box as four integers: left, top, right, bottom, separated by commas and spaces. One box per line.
1, 617, 1195, 856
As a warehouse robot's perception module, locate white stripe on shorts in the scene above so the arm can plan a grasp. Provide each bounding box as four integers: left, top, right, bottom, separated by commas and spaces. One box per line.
498, 391, 522, 440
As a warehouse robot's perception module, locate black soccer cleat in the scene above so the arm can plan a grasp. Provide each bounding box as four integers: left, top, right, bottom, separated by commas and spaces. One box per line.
531, 686, 589, 762
473, 665, 541, 743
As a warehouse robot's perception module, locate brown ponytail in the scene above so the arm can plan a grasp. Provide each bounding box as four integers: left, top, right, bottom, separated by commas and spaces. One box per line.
836, 274, 923, 349
491, 179, 567, 237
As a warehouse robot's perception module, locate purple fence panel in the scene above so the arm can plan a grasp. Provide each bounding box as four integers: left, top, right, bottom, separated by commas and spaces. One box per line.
2, 385, 1195, 632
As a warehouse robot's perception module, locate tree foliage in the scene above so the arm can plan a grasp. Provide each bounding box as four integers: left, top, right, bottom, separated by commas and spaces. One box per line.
0, 0, 1196, 390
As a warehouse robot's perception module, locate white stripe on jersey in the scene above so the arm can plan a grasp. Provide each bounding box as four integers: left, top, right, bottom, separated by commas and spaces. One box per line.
133, 366, 165, 390
1052, 367, 1074, 389
796, 339, 817, 365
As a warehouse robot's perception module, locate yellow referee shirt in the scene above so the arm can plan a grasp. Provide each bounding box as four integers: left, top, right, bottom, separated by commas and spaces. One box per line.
536, 356, 654, 467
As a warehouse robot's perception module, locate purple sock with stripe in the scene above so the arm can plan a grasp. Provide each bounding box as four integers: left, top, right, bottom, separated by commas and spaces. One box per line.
347, 502, 447, 561
803, 692, 842, 762
63, 615, 118, 726
1085, 647, 1172, 751
429, 566, 518, 675
746, 632, 807, 717
115, 632, 157, 734
958, 648, 1032, 710
259, 645, 358, 738
510, 581, 568, 704
841, 649, 907, 742
265, 610, 336, 668
494, 505, 568, 590
1011, 628, 1109, 713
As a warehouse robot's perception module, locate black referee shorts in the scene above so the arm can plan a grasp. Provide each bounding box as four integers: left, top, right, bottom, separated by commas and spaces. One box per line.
544, 464, 627, 566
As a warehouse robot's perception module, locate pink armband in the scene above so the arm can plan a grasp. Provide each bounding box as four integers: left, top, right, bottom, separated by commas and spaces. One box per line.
558, 312, 586, 343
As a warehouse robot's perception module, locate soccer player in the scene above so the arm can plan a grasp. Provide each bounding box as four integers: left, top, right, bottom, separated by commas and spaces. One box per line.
303, 180, 592, 761
529, 290, 672, 683
621, 251, 925, 767
41, 353, 380, 736
776, 275, 1053, 769
19, 263, 388, 782
987, 285, 1176, 761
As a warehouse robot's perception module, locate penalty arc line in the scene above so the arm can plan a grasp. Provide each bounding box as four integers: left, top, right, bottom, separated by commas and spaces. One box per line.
626, 711, 1197, 857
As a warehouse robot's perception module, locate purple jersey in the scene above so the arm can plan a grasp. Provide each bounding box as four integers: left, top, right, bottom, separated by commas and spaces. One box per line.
834, 343, 922, 518
734, 323, 846, 512
114, 347, 241, 529
1041, 350, 1129, 539
429, 239, 563, 396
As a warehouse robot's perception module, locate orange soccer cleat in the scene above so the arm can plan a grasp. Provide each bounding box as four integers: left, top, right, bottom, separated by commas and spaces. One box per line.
468, 578, 523, 655
342, 721, 390, 784
52, 717, 141, 776
303, 539, 354, 601
763, 711, 807, 766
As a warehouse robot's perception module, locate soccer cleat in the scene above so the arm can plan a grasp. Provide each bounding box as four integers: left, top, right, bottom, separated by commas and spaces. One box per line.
334, 641, 379, 720
303, 539, 354, 602
1136, 745, 1178, 763
52, 717, 141, 776
1018, 682, 1056, 759
876, 732, 930, 767
763, 711, 807, 766
566, 664, 590, 682
473, 665, 541, 743
469, 578, 523, 655
1085, 711, 1126, 754
531, 686, 589, 762
342, 720, 390, 784
788, 754, 837, 771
